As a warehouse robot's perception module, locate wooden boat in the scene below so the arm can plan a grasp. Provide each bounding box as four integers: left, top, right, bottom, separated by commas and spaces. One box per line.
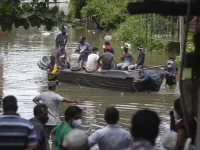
38, 56, 166, 92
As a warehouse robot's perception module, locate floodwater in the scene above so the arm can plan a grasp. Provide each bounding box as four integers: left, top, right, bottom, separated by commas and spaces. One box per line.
0, 3, 179, 150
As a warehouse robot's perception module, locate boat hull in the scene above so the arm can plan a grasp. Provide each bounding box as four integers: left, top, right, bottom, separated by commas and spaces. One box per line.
38, 56, 165, 92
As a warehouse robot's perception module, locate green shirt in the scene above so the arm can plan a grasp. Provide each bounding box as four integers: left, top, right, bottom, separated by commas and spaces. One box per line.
53, 122, 73, 150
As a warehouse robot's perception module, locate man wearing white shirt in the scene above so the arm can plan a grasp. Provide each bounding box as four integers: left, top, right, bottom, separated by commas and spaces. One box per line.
86, 47, 99, 73
88, 107, 131, 150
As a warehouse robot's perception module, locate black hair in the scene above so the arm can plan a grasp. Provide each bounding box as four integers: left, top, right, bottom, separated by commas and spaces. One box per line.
105, 41, 110, 45
65, 106, 83, 122
3, 95, 18, 112
131, 109, 160, 145
33, 104, 47, 117
174, 98, 183, 118
104, 107, 119, 124
169, 57, 175, 61
92, 47, 99, 52
81, 37, 86, 41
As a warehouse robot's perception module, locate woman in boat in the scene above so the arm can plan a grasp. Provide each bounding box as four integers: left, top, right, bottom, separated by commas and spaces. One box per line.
165, 60, 177, 88
47, 55, 59, 85
135, 70, 159, 91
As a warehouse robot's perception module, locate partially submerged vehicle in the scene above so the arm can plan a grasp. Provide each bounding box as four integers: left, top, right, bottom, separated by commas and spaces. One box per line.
38, 56, 166, 92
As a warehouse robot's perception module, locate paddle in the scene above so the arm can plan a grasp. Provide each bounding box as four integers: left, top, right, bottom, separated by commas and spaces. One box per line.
127, 65, 166, 72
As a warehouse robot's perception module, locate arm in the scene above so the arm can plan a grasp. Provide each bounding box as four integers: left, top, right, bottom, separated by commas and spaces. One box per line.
170, 111, 176, 131
97, 55, 102, 66
88, 131, 100, 148
55, 36, 59, 49
26, 125, 37, 150
113, 57, 117, 69
173, 129, 186, 150
137, 52, 144, 65
62, 97, 79, 103
51, 126, 58, 142
33, 95, 41, 104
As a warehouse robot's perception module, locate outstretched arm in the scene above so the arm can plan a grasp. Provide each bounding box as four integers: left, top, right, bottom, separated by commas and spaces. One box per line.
33, 95, 41, 104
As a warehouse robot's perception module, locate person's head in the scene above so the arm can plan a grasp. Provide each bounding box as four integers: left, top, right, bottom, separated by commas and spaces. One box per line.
65, 106, 83, 128
50, 55, 56, 63
174, 98, 183, 120
103, 41, 111, 50
61, 28, 67, 35
92, 47, 99, 54
169, 57, 175, 61
60, 43, 65, 51
66, 129, 89, 150
104, 107, 119, 124
48, 81, 57, 91
80, 37, 86, 44
124, 44, 129, 53
3, 95, 18, 113
131, 109, 160, 145
105, 41, 110, 46
166, 60, 173, 68
139, 70, 145, 78
137, 42, 143, 51
33, 104, 49, 125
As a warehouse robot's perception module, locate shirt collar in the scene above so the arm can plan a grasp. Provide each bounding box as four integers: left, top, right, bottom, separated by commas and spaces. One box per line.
106, 124, 120, 128
3, 112, 19, 116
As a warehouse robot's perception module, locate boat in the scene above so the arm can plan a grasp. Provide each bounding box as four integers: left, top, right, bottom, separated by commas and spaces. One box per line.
38, 56, 166, 92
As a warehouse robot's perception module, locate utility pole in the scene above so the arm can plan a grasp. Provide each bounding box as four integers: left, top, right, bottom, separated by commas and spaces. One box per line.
179, 16, 185, 56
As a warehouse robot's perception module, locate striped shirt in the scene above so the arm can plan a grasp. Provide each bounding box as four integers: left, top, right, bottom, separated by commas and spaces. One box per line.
0, 113, 37, 150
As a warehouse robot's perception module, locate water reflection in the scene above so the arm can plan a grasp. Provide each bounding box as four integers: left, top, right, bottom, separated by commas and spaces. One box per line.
0, 13, 179, 150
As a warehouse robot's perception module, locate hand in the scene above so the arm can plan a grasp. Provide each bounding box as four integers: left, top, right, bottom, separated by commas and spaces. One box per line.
74, 99, 80, 103
169, 110, 174, 118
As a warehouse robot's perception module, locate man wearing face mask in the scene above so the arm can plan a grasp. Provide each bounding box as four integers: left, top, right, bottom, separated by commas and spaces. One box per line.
33, 81, 79, 143
30, 104, 49, 150
51, 106, 83, 150
165, 60, 177, 87
117, 45, 134, 70
86, 47, 99, 73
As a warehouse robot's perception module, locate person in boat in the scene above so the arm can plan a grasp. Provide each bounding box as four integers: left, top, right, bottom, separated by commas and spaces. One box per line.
165, 60, 177, 87
47, 55, 59, 85
70, 49, 81, 71
167, 98, 196, 150
56, 43, 70, 69
117, 44, 134, 70
128, 42, 145, 70
55, 27, 68, 50
86, 47, 99, 73
169, 57, 179, 80
135, 70, 159, 91
77, 37, 91, 70
97, 48, 116, 72
103, 42, 114, 54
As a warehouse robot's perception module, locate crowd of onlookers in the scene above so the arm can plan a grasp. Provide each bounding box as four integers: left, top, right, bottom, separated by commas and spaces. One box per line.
0, 81, 196, 150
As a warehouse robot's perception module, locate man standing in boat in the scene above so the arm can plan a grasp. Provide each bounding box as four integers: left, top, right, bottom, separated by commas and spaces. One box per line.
56, 43, 70, 69
55, 27, 68, 50
128, 42, 145, 70
103, 42, 115, 54
47, 55, 59, 85
77, 37, 91, 70
117, 44, 134, 70
135, 70, 159, 91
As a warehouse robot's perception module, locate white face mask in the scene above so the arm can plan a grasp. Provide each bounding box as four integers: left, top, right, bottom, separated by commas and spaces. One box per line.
72, 119, 82, 128
167, 64, 172, 68
173, 110, 181, 120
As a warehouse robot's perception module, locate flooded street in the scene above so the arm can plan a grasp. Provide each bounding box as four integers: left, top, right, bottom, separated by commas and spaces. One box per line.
0, 10, 179, 150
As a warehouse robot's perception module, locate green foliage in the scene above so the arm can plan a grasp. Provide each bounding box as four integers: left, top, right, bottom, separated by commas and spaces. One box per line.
81, 0, 127, 30
116, 15, 168, 51
176, 32, 194, 64
0, 0, 67, 31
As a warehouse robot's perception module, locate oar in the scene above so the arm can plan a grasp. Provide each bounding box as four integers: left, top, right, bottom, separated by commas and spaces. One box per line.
127, 65, 166, 72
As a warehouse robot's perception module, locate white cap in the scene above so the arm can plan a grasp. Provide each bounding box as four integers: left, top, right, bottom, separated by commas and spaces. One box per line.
167, 60, 174, 65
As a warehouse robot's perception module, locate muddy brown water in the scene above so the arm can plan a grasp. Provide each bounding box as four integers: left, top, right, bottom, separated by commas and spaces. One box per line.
0, 7, 179, 149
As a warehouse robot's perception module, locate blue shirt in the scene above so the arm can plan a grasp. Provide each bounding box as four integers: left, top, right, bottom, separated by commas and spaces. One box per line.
141, 73, 159, 91
123, 52, 133, 63
165, 67, 177, 85
0, 114, 37, 149
165, 67, 177, 75
77, 42, 91, 61
137, 51, 145, 65
88, 124, 131, 150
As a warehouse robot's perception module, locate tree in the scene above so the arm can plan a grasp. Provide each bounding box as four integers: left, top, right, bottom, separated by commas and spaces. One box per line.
0, 0, 67, 31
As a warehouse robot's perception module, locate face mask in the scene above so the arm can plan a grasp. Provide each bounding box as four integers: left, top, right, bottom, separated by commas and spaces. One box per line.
167, 64, 172, 68
173, 110, 181, 120
72, 119, 82, 128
